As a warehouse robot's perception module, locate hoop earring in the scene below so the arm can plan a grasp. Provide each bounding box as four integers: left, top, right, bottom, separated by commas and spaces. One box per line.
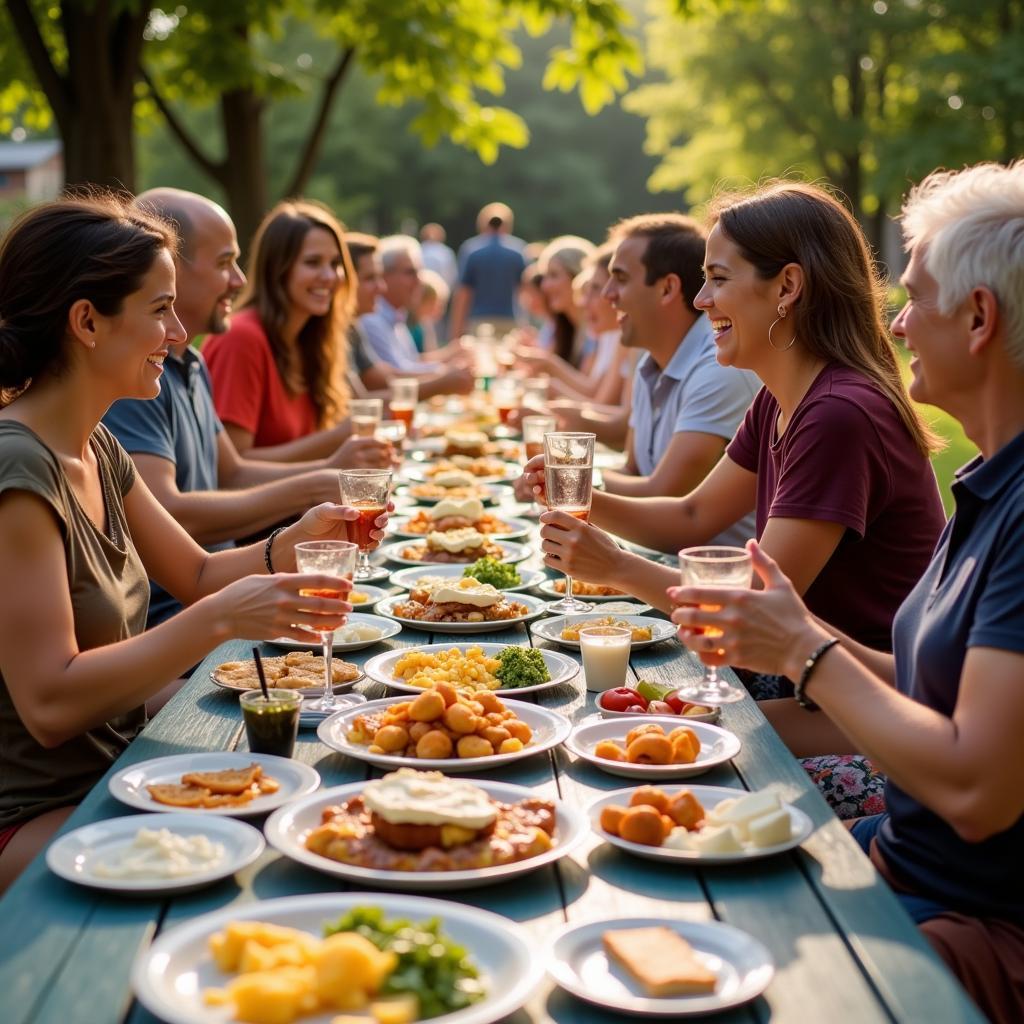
767, 305, 796, 351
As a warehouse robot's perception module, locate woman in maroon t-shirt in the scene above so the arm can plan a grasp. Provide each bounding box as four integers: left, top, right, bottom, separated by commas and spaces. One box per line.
525, 182, 946, 801
204, 199, 390, 467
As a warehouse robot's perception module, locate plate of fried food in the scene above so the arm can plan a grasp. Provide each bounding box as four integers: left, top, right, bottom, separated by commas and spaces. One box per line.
210, 652, 363, 694
317, 692, 572, 772
532, 613, 677, 651
547, 917, 773, 1018
108, 753, 321, 817
407, 456, 521, 484
565, 717, 741, 780
264, 768, 588, 891
363, 643, 579, 695
402, 476, 506, 506
536, 577, 632, 601
390, 497, 531, 541
131, 892, 542, 1024
589, 784, 814, 865
265, 613, 402, 652
389, 561, 546, 594
380, 532, 531, 566
376, 581, 548, 634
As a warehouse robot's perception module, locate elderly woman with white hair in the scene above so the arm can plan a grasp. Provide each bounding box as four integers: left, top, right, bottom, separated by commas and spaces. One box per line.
669, 161, 1024, 1023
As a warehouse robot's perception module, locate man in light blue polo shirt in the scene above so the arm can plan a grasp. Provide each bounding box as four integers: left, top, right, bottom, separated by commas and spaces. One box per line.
600, 213, 759, 546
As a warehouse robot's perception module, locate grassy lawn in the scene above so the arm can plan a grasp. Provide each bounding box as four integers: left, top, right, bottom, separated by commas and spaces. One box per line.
895, 348, 976, 515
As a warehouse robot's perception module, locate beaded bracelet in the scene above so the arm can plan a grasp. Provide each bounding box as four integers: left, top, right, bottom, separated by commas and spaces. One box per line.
263, 526, 287, 574
793, 637, 840, 711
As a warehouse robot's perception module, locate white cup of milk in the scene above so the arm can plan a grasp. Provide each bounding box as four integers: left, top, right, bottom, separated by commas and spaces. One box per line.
579, 625, 632, 692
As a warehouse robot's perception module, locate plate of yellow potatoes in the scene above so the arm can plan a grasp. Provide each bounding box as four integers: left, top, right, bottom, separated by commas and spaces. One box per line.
532, 613, 678, 651
131, 892, 543, 1024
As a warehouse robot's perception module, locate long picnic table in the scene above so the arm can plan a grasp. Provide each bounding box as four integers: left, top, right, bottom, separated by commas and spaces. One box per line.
0, 517, 983, 1024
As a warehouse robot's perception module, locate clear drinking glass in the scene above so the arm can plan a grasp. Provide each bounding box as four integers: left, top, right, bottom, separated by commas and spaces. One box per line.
389, 378, 418, 436
349, 398, 383, 437
338, 468, 392, 579
522, 415, 556, 516
521, 375, 550, 410
579, 625, 632, 692
490, 378, 520, 426
676, 545, 754, 704
544, 431, 596, 613
374, 419, 407, 446
293, 541, 358, 711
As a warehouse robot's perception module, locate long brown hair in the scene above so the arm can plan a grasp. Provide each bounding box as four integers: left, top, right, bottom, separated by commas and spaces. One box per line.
240, 199, 353, 428
708, 182, 939, 455
0, 191, 174, 407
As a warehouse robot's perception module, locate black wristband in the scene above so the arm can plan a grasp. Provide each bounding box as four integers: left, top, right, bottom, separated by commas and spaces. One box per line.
264, 526, 287, 574
794, 637, 840, 711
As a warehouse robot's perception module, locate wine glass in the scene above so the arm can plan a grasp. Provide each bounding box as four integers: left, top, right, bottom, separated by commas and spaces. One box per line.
293, 540, 358, 712
349, 398, 383, 437
338, 468, 392, 579
544, 431, 596, 613
676, 546, 754, 704
375, 419, 407, 446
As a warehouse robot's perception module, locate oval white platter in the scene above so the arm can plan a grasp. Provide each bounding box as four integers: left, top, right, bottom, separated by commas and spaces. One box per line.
535, 577, 639, 602
374, 593, 548, 635
379, 539, 531, 566
588, 784, 814, 865
389, 563, 546, 594
399, 482, 507, 506
132, 892, 543, 1024
531, 613, 677, 651
264, 779, 588, 890
362, 641, 580, 695
404, 462, 522, 484
108, 752, 321, 818
389, 514, 533, 541
46, 813, 265, 895
317, 695, 571, 773
547, 916, 773, 1018
565, 716, 741, 780
265, 612, 402, 651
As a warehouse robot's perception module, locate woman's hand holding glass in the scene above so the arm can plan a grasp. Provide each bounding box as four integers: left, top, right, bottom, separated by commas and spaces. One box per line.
329, 434, 394, 469
538, 509, 628, 586
668, 541, 830, 685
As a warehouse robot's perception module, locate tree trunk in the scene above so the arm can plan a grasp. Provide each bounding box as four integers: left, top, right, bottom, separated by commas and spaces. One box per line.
219, 85, 267, 250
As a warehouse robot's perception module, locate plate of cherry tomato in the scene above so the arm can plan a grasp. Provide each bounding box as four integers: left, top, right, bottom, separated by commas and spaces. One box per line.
597, 685, 721, 724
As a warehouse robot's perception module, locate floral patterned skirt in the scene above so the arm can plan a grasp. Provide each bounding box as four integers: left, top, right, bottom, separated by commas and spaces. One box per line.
737, 671, 887, 820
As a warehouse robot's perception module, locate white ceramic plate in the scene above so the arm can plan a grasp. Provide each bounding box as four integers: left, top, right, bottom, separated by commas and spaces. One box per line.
388, 563, 546, 594
532, 613, 677, 651
390, 514, 533, 542
535, 578, 638, 602
317, 695, 572, 772
588, 785, 814, 865
379, 539, 531, 566
400, 482, 507, 506
363, 642, 580, 695
353, 564, 392, 583
547, 916, 774, 1017
595, 704, 721, 725
298, 691, 366, 729
375, 593, 548, 635
46, 813, 265, 895
131, 892, 543, 1024
264, 779, 588, 891
209, 664, 364, 697
404, 462, 522, 485
108, 753, 321, 817
265, 613, 402, 652
565, 717, 741, 779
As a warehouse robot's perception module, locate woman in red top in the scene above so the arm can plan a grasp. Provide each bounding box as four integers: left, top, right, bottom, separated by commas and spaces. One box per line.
204, 199, 391, 466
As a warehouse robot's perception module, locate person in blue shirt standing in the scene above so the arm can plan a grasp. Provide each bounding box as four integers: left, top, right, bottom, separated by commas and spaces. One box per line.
449, 203, 527, 339
668, 161, 1024, 1024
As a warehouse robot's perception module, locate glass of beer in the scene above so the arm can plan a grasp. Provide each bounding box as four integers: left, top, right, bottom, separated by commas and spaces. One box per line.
349, 398, 383, 437
294, 540, 358, 711
338, 468, 392, 579
544, 431, 596, 613
676, 546, 754, 704
375, 419, 407, 446
490, 378, 520, 426
389, 378, 418, 435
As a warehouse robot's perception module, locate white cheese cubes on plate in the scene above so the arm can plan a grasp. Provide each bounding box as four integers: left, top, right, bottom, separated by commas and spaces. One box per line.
704, 790, 793, 849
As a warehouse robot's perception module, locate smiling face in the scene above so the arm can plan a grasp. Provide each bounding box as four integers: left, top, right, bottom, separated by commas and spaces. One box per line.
93, 248, 186, 400
174, 206, 245, 341
603, 236, 665, 350
382, 249, 421, 312
583, 264, 618, 334
693, 224, 783, 369
285, 226, 343, 320
540, 257, 576, 315
891, 247, 975, 409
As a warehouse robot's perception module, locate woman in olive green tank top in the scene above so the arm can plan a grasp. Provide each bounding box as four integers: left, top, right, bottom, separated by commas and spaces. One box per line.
0, 194, 387, 890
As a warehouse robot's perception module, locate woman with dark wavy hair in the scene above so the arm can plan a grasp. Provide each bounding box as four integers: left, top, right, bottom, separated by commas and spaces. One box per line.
204, 199, 390, 466
0, 193, 378, 891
